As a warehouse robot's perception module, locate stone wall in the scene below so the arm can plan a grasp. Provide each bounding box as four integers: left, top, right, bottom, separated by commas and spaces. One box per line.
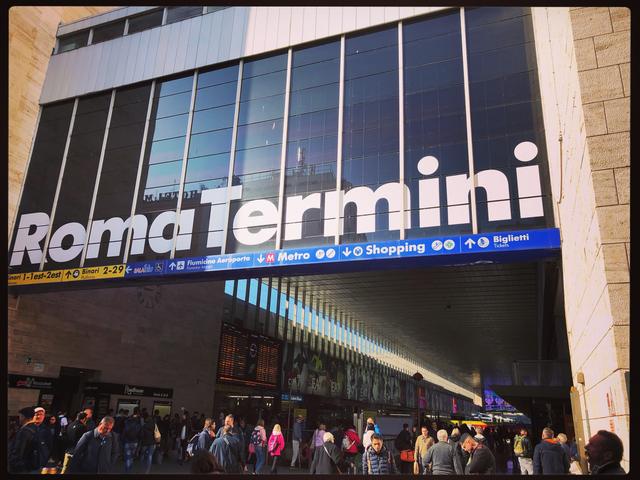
8, 6, 117, 240
8, 281, 226, 416
532, 7, 629, 470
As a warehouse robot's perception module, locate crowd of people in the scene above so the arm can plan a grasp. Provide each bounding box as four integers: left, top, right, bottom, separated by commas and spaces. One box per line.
8, 404, 626, 475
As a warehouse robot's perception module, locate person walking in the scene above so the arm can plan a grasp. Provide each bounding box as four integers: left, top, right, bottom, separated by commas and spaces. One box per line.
177, 411, 193, 465
584, 430, 626, 474
122, 407, 143, 473
461, 433, 496, 474
513, 428, 534, 474
532, 427, 569, 474
67, 416, 119, 474
309, 431, 342, 474
8, 407, 42, 473
210, 424, 244, 473
267, 423, 285, 473
362, 433, 398, 474
290, 415, 304, 468
395, 423, 414, 474
250, 419, 268, 474
448, 427, 467, 474
414, 425, 435, 474
342, 424, 362, 474
197, 418, 216, 453
424, 429, 460, 474
310, 422, 326, 460
140, 411, 157, 474
84, 408, 95, 431
363, 423, 376, 450
60, 411, 88, 474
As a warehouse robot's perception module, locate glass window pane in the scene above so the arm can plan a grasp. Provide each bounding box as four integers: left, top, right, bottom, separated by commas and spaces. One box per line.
243, 53, 287, 78
236, 119, 283, 150
188, 129, 233, 157
240, 71, 287, 101
155, 91, 191, 118
198, 65, 239, 89
234, 144, 282, 175
91, 20, 125, 44
58, 30, 89, 53
293, 41, 340, 67
127, 9, 164, 35
192, 105, 235, 134
195, 82, 238, 110
151, 113, 189, 141
289, 84, 339, 115
290, 59, 340, 90
156, 75, 194, 97
166, 6, 203, 24
148, 136, 186, 164
185, 153, 230, 182
145, 160, 183, 188
238, 95, 285, 125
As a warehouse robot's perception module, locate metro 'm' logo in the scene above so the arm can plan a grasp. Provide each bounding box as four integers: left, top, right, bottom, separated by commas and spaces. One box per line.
10, 143, 545, 267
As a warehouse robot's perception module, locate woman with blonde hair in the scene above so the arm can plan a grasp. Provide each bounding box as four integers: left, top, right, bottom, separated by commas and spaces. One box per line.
267, 424, 285, 473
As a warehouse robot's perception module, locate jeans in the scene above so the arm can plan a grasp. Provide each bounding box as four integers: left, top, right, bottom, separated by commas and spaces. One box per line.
255, 446, 266, 473
518, 457, 534, 475
123, 442, 138, 473
290, 440, 300, 467
142, 444, 156, 474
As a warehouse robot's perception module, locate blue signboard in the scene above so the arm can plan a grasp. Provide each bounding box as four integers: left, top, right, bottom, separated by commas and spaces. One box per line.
123, 228, 560, 279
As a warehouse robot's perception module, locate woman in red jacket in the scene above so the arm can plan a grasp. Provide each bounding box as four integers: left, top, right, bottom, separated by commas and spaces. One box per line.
342, 425, 363, 474
267, 424, 285, 473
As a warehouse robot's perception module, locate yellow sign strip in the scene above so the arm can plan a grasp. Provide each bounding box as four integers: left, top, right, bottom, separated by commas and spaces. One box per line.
8, 264, 126, 286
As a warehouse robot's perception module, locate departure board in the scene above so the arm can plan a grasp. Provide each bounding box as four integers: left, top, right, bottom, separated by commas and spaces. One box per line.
217, 323, 281, 389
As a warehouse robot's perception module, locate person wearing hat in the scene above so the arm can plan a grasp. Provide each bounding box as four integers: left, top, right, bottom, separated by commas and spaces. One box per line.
460, 432, 496, 474
8, 406, 43, 473
290, 415, 305, 468
34, 407, 53, 468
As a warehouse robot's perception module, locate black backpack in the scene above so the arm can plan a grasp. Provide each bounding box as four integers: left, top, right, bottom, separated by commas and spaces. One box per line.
123, 417, 142, 442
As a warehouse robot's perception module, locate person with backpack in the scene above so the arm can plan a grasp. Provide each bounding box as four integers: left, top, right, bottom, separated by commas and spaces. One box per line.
362, 433, 398, 475
8, 407, 42, 473
362, 423, 376, 450
513, 428, 533, 474
250, 419, 268, 473
210, 424, 244, 473
342, 424, 363, 474
267, 423, 285, 473
310, 431, 342, 474
60, 411, 88, 474
122, 407, 143, 473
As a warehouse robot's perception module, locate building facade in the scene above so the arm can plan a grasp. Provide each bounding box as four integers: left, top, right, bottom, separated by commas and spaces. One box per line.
8, 6, 629, 470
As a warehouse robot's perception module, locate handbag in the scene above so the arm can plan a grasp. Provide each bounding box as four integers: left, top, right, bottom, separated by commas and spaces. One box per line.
400, 449, 415, 462
569, 460, 583, 475
154, 423, 162, 443
413, 461, 420, 475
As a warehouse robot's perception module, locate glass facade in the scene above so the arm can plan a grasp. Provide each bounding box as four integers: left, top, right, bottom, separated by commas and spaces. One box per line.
11, 7, 554, 271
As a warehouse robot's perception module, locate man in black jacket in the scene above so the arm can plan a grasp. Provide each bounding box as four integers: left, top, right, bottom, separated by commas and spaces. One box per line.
8, 407, 41, 473
394, 423, 413, 473
585, 430, 626, 474
532, 427, 569, 474
60, 411, 88, 474
461, 433, 496, 474
67, 416, 119, 474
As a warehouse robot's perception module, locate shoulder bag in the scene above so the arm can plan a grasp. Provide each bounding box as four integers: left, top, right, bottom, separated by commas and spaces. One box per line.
323, 444, 342, 474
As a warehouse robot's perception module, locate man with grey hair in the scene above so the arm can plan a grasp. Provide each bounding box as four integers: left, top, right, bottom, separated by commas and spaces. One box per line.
67, 416, 119, 473
533, 427, 569, 474
424, 429, 460, 474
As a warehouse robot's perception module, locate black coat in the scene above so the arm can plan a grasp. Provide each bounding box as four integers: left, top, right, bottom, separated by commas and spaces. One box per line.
8, 422, 41, 472
533, 439, 569, 474
68, 428, 120, 474
65, 420, 88, 453
395, 429, 413, 451
465, 443, 496, 474
310, 441, 342, 474
141, 418, 156, 446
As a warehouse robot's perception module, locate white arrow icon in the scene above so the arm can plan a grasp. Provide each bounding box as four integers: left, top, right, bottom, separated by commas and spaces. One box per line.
125, 266, 131, 274
169, 262, 177, 270
464, 238, 476, 249
257, 254, 265, 264
343, 247, 352, 257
